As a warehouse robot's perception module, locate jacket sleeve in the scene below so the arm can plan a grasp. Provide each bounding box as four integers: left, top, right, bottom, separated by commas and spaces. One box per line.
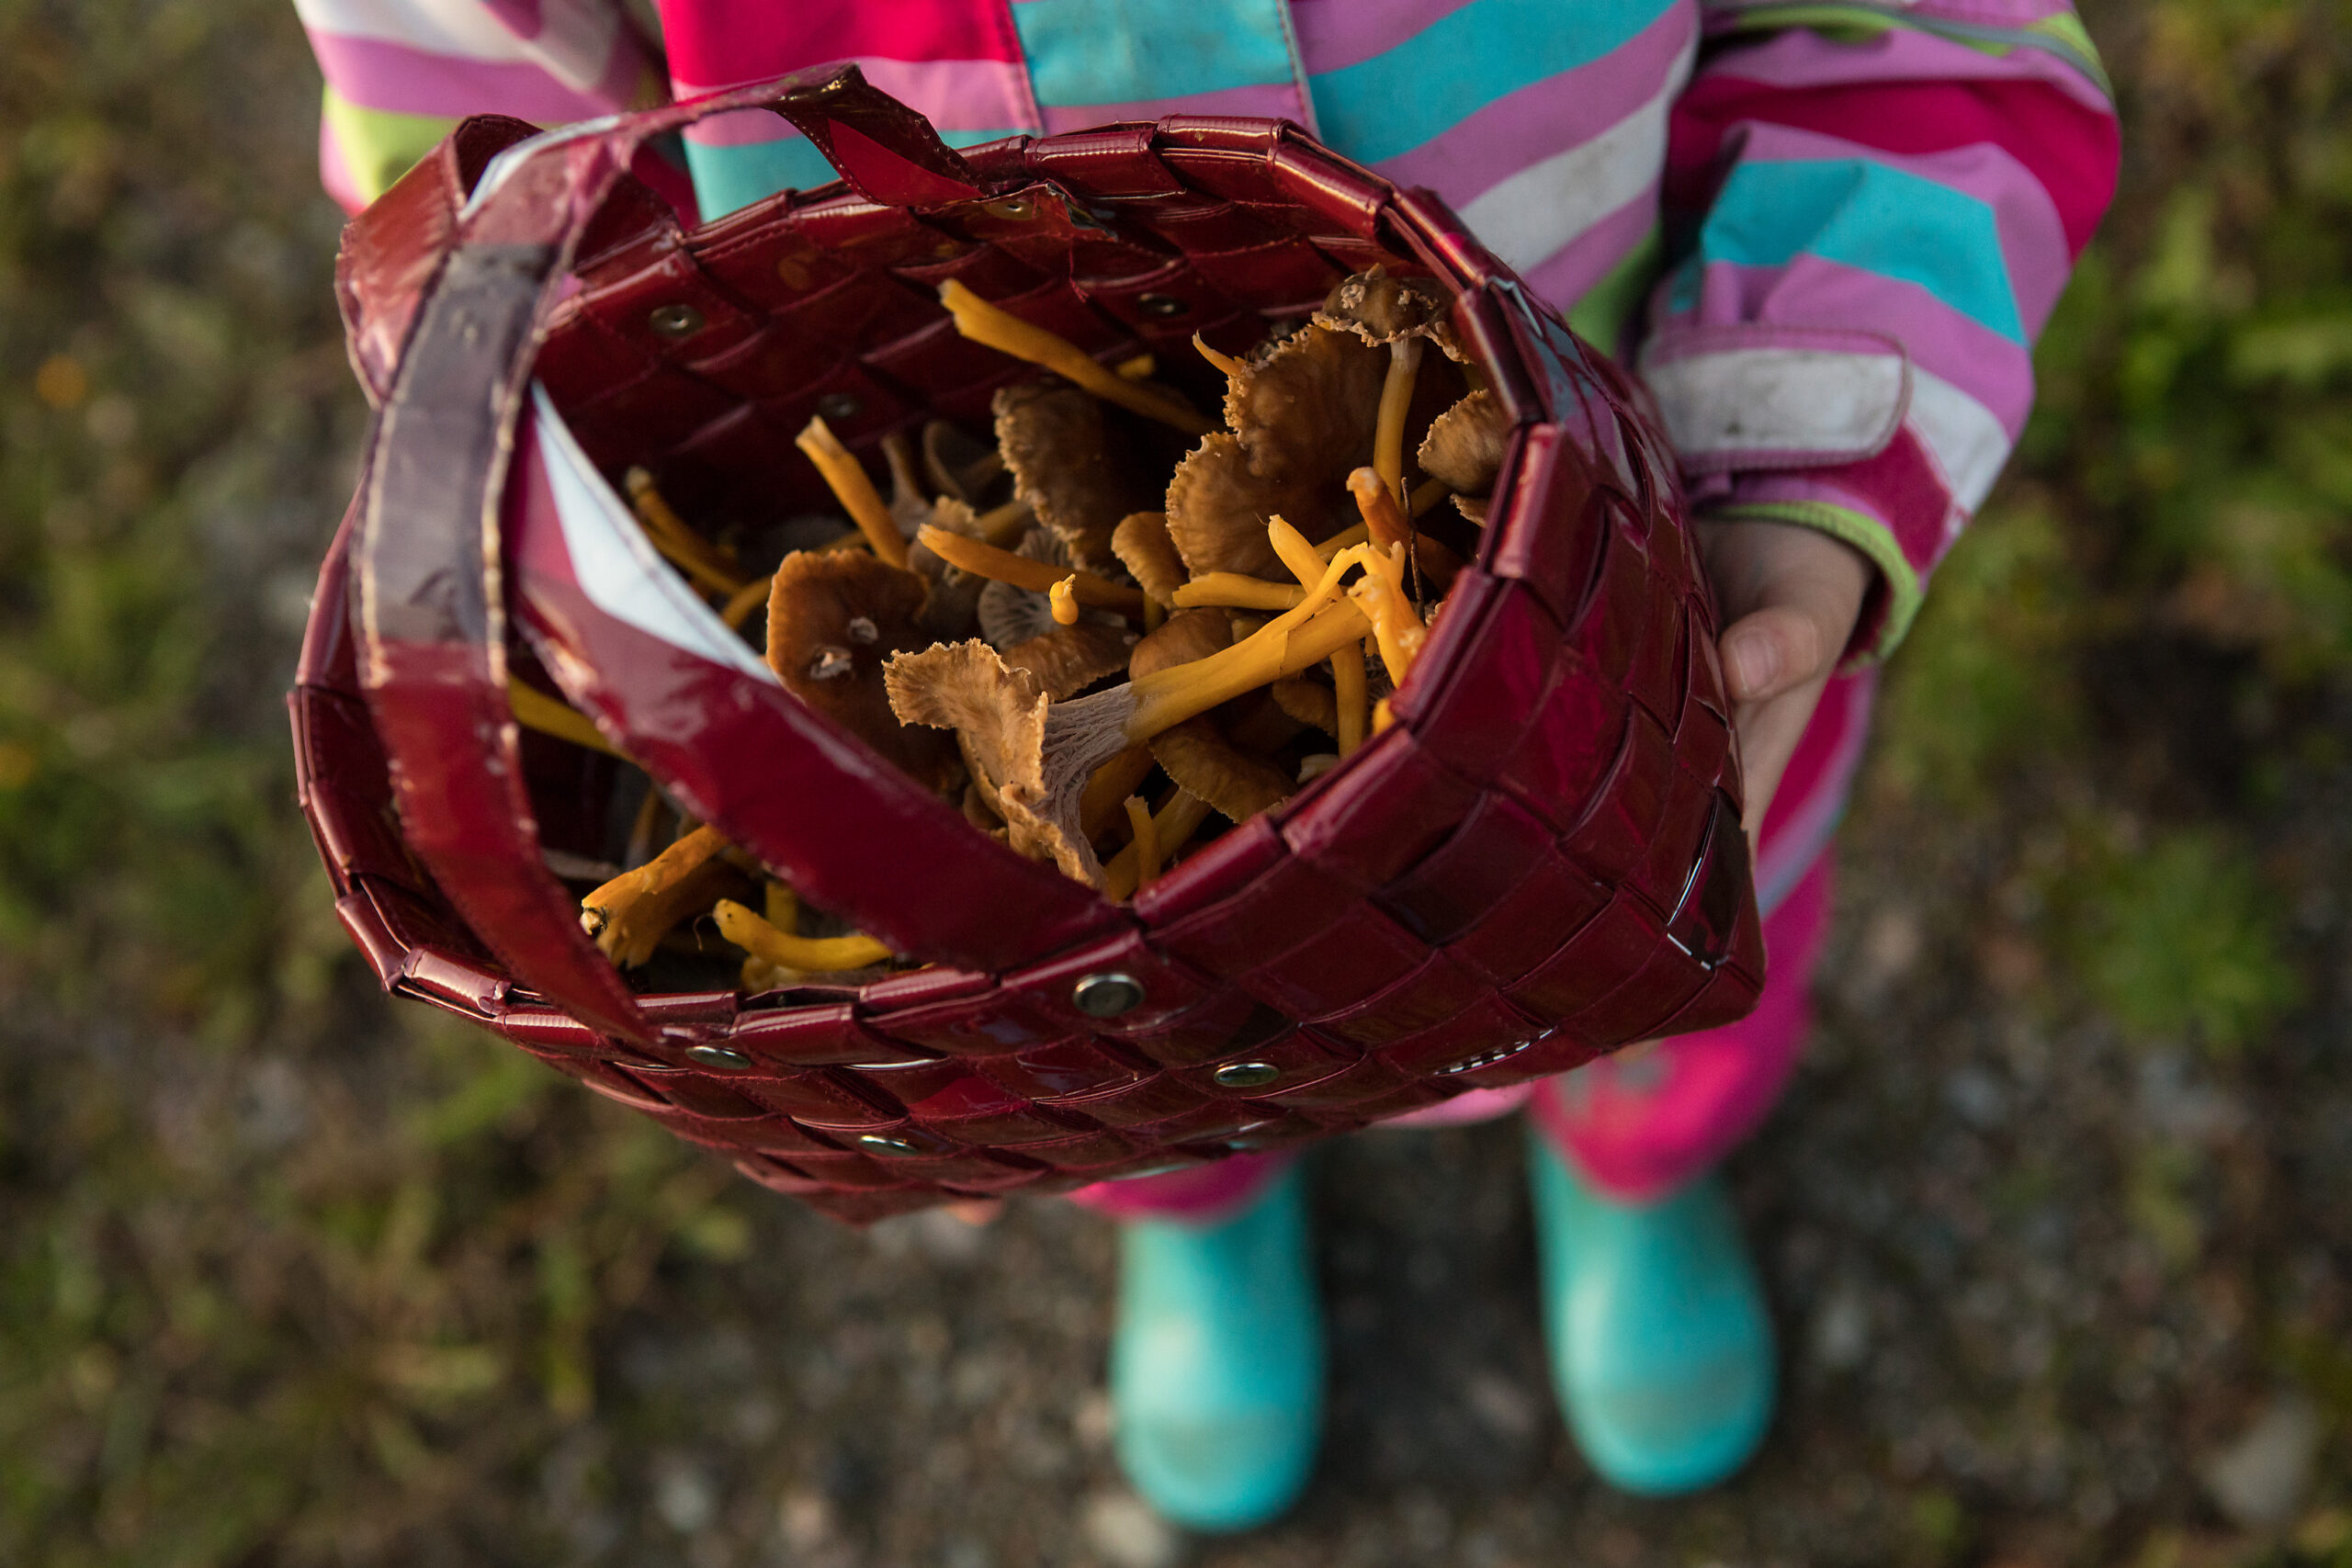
292, 0, 665, 211
1645, 1, 2119, 658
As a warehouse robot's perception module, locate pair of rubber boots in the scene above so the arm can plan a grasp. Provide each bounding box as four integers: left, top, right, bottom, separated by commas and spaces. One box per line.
1109, 1135, 1774, 1530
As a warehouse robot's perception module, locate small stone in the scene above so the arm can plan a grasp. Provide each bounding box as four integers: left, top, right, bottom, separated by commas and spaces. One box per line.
1810, 1277, 1871, 1371
1944, 1066, 2008, 1130
1083, 1490, 1181, 1568
652, 1457, 717, 1534
2202, 1393, 2322, 1529
1464, 1370, 1541, 1439
778, 1484, 833, 1550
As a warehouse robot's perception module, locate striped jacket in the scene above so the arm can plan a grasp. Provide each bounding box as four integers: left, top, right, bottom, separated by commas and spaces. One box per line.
294, 0, 2119, 656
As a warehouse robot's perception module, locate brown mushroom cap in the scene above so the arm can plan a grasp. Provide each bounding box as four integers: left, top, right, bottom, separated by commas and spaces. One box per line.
976, 525, 1128, 651
1128, 606, 1233, 679
1418, 388, 1510, 502
908, 495, 989, 640
1165, 325, 1386, 580
1127, 608, 1293, 820
1003, 620, 1136, 700
1111, 510, 1187, 606
1314, 266, 1466, 360
884, 639, 1097, 883
995, 380, 1161, 570
766, 550, 959, 792
1149, 717, 1295, 822
1271, 675, 1340, 736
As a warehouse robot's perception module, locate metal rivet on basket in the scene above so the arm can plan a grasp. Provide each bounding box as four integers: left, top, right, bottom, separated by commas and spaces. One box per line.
859, 1134, 921, 1156
1212, 1061, 1281, 1089
1071, 971, 1146, 1018
1136, 293, 1190, 319
983, 195, 1035, 221
647, 302, 705, 338
686, 1044, 752, 1072
814, 391, 864, 423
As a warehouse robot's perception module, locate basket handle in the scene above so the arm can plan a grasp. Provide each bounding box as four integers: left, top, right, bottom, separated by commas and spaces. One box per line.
350, 71, 1131, 1038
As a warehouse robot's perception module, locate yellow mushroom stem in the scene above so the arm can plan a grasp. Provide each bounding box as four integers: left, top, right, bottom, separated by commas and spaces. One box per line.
796, 415, 910, 570
938, 280, 1213, 436
720, 574, 774, 629
1348, 544, 1429, 687
1125, 549, 1378, 740
1170, 573, 1306, 613
1373, 695, 1396, 737
580, 824, 730, 967
1347, 465, 1415, 553
976, 499, 1033, 546
1080, 743, 1158, 840
1114, 352, 1157, 380
1410, 478, 1451, 518
1334, 637, 1369, 758
915, 524, 1146, 614
1316, 523, 1370, 559
1102, 790, 1212, 900
763, 878, 797, 932
625, 468, 745, 597
508, 677, 625, 759
1124, 795, 1159, 886
1374, 337, 1425, 508
1191, 332, 1246, 380
1143, 594, 1165, 633
1049, 575, 1081, 626
1265, 514, 1326, 590
712, 898, 893, 974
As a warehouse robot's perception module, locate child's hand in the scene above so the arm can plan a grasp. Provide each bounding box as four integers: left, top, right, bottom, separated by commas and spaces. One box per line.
1695, 518, 1871, 839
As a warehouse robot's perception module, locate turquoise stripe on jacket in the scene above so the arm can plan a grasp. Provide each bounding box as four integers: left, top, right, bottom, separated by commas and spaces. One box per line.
684, 125, 1023, 217
1307, 0, 1673, 166
1668, 157, 2027, 343
1009, 0, 1299, 107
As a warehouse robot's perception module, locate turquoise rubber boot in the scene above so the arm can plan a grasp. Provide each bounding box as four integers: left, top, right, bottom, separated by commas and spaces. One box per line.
1527, 1132, 1775, 1495
1110, 1166, 1324, 1531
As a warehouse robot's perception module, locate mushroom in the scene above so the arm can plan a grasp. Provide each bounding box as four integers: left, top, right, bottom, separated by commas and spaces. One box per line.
1419, 388, 1510, 525
889, 553, 1377, 888
579, 824, 749, 968
1101, 789, 1214, 899
765, 549, 959, 791
1312, 266, 1466, 361
1129, 607, 1289, 827
1271, 675, 1339, 736
906, 493, 989, 641
625, 468, 746, 597
1165, 323, 1387, 580
995, 379, 1168, 570
1111, 511, 1186, 626
712, 897, 893, 976
1347, 542, 1430, 687
942, 279, 1211, 436
1004, 620, 1135, 701
883, 640, 1096, 882
958, 525, 1137, 696
796, 415, 910, 569
1347, 467, 1464, 592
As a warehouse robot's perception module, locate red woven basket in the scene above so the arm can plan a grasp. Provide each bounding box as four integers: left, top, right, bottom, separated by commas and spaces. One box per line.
291, 69, 1765, 1224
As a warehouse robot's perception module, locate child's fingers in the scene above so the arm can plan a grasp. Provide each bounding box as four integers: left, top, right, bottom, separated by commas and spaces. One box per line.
1694, 517, 1872, 834
1720, 603, 1834, 705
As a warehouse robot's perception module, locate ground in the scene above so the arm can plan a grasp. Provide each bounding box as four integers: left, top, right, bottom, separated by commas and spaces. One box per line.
1, 2, 2348, 1564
